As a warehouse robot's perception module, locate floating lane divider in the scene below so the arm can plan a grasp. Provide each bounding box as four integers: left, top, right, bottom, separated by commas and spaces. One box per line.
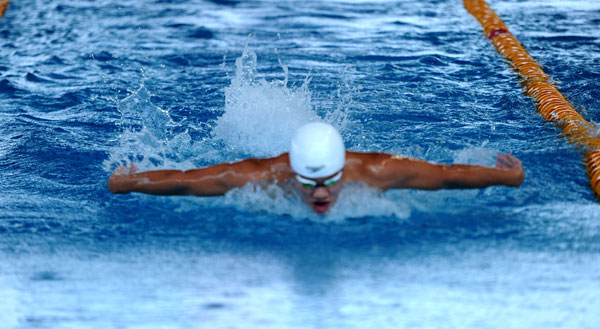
0, 0, 9, 18
463, 0, 600, 197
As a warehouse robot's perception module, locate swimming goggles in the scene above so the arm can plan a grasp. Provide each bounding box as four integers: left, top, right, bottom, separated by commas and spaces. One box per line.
295, 171, 343, 189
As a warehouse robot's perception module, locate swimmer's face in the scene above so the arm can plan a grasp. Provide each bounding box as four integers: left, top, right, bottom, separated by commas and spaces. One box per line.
293, 170, 344, 214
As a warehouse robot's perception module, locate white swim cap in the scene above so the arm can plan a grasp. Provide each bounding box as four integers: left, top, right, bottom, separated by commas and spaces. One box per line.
290, 122, 346, 178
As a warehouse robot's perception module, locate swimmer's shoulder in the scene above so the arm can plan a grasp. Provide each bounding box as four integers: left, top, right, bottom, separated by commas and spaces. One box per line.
344, 151, 389, 177
263, 153, 294, 181
268, 152, 291, 167
345, 151, 420, 174
237, 152, 289, 167
224, 153, 293, 185
346, 150, 411, 164
344, 151, 424, 186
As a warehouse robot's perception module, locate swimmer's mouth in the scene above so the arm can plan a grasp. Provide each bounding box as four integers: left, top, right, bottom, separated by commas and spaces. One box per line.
312, 201, 330, 213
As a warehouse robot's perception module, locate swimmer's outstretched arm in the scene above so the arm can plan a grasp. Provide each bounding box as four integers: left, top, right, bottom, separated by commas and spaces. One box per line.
108, 154, 291, 196
354, 152, 524, 190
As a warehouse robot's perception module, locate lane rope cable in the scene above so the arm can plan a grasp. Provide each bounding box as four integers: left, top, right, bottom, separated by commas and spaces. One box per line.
463, 0, 600, 197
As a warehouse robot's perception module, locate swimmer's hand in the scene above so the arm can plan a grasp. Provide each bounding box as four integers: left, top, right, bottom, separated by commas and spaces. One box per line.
495, 153, 524, 186
114, 163, 139, 175
108, 164, 139, 193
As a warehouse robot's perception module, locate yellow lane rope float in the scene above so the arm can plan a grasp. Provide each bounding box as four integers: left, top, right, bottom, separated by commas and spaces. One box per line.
463, 0, 600, 197
0, 0, 9, 18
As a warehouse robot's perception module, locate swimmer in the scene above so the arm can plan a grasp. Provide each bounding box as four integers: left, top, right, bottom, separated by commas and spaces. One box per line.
108, 122, 524, 214
0, 0, 9, 18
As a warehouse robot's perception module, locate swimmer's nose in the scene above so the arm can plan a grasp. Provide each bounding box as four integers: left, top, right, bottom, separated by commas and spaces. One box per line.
311, 186, 330, 200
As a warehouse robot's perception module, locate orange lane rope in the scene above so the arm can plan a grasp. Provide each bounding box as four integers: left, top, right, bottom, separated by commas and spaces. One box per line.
0, 0, 9, 18
463, 0, 600, 197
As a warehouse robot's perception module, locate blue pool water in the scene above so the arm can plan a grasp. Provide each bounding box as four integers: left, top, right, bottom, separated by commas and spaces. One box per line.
2, 0, 600, 328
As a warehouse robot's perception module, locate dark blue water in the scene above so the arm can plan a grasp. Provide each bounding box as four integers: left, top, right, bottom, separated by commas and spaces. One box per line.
2, 0, 600, 328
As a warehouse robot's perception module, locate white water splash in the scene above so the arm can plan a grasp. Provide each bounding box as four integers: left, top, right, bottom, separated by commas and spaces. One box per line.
105, 47, 353, 170
103, 79, 201, 172
212, 48, 319, 157
453, 146, 500, 167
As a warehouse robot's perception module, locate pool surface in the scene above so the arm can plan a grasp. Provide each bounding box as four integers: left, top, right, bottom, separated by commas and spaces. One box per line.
1, 0, 600, 328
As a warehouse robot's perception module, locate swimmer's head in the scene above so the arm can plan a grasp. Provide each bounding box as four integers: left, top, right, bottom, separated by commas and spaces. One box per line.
290, 122, 346, 178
